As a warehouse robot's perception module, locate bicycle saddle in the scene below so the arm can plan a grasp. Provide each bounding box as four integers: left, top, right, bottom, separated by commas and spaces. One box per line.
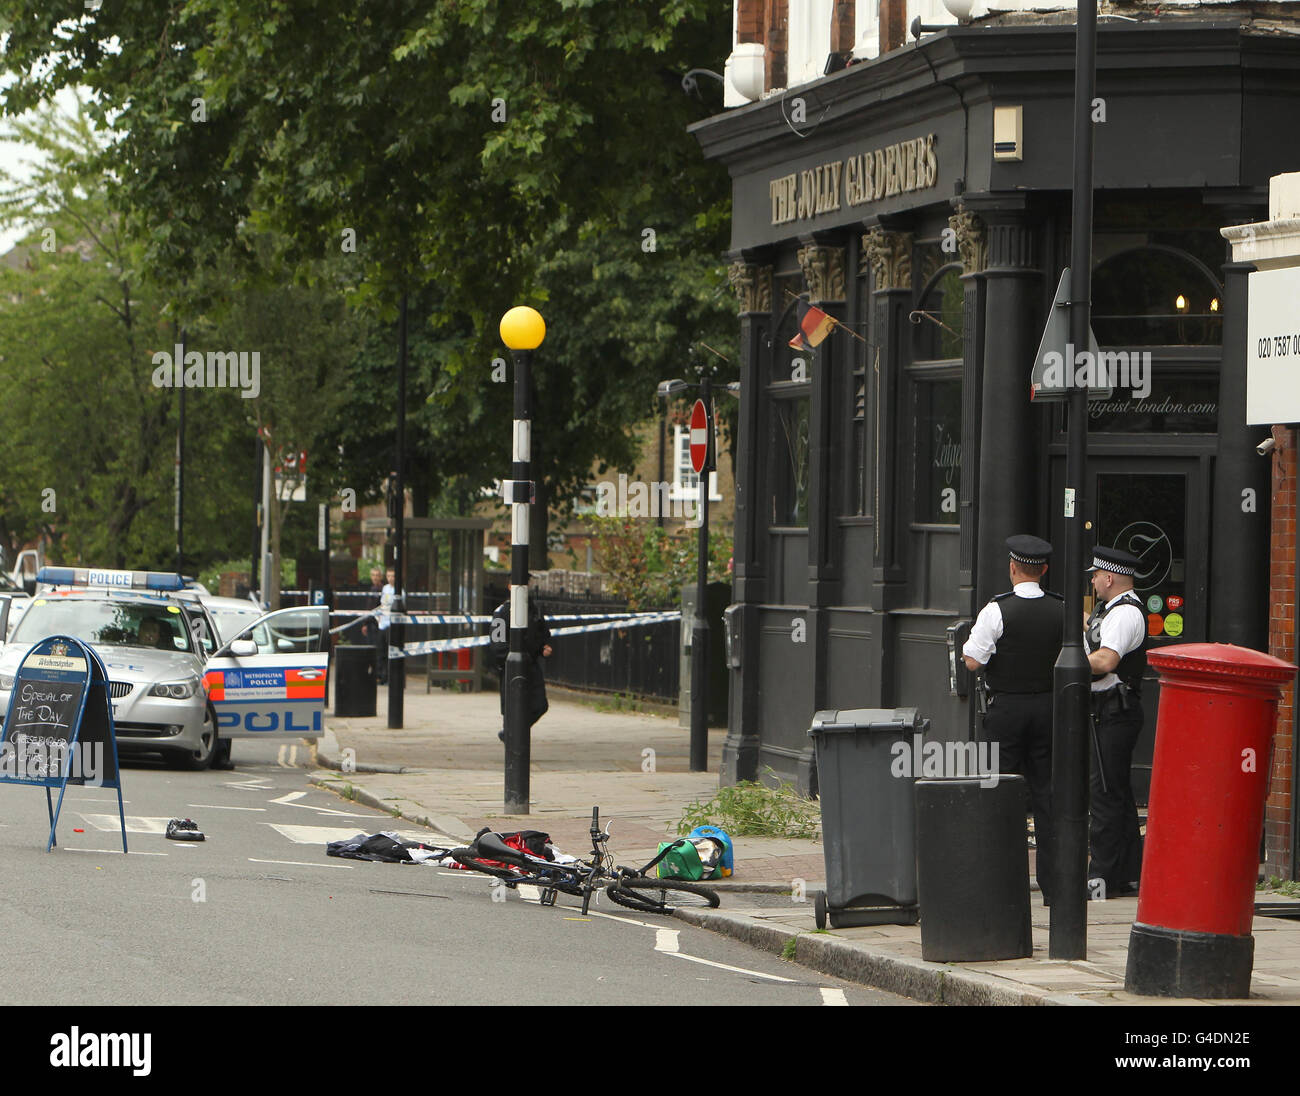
476, 832, 528, 862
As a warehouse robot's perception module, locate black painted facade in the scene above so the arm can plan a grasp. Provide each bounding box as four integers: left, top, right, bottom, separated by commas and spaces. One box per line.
692, 20, 1296, 795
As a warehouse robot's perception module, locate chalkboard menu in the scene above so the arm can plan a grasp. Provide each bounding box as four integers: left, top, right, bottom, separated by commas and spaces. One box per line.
0, 635, 125, 851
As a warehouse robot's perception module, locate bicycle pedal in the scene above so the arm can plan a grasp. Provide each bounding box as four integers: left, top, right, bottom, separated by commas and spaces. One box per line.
540, 887, 558, 906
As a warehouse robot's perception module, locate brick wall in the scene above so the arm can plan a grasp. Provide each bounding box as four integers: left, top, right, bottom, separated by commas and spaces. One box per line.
831, 0, 857, 53
737, 0, 764, 42
765, 0, 787, 91
1266, 425, 1296, 879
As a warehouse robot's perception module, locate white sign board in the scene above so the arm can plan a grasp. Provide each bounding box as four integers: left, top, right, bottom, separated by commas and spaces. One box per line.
1247, 266, 1300, 425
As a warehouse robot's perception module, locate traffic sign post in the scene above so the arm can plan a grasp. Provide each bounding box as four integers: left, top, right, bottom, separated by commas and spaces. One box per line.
0, 636, 127, 853
690, 382, 715, 773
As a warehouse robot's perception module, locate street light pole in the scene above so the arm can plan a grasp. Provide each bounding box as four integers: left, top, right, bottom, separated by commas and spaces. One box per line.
388, 292, 408, 730
690, 371, 713, 773
1050, 0, 1098, 960
500, 306, 546, 815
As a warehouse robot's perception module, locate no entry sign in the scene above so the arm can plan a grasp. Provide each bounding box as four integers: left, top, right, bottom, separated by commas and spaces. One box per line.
690, 399, 711, 475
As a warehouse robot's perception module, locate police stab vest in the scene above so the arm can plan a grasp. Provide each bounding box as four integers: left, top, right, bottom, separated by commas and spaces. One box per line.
1085, 590, 1147, 691
984, 590, 1065, 694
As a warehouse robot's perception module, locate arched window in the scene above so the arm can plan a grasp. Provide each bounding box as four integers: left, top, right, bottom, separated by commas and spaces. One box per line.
912, 264, 965, 362
1092, 246, 1223, 347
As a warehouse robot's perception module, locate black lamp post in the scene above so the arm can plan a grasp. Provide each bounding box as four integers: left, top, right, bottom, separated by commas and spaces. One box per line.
388, 292, 409, 730
500, 305, 546, 814
1050, 0, 1098, 960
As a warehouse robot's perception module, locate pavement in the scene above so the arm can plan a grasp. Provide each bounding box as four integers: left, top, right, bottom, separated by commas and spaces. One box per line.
309, 680, 1300, 1007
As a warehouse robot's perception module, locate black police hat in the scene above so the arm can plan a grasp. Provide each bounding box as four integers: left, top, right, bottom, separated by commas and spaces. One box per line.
1006, 534, 1052, 566
1087, 546, 1142, 576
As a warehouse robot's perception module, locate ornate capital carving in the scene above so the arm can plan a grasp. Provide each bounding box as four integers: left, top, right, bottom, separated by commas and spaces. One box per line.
796, 244, 846, 304
727, 261, 773, 314
861, 228, 912, 290
948, 208, 987, 275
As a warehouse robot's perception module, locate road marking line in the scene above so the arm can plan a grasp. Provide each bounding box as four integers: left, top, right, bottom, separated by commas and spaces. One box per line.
224, 778, 274, 790
63, 848, 165, 856
79, 814, 172, 834
264, 822, 444, 845
584, 909, 660, 929
820, 988, 848, 1006
268, 791, 371, 817
517, 884, 541, 903
247, 858, 354, 870
189, 804, 267, 811
655, 928, 680, 953
662, 952, 798, 983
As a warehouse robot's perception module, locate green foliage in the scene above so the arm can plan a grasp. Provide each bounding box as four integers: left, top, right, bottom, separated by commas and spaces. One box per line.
677, 771, 821, 841
1259, 876, 1300, 898
780, 936, 799, 961
588, 515, 732, 609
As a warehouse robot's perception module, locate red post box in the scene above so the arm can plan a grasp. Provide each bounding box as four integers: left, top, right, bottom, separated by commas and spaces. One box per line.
1126, 643, 1297, 998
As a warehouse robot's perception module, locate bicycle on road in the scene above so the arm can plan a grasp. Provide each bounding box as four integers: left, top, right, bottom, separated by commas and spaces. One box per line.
450, 807, 721, 917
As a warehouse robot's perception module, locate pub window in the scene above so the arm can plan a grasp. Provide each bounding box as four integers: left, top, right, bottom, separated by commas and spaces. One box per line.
1092, 246, 1223, 347
911, 264, 964, 362
773, 394, 811, 527
914, 376, 962, 525
771, 283, 812, 528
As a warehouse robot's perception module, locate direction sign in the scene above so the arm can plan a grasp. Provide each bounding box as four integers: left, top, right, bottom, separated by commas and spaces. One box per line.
1030, 267, 1112, 402
689, 399, 712, 475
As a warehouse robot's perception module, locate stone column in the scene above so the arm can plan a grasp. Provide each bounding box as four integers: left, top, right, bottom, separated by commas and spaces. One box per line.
968, 202, 1042, 609
722, 257, 773, 785
798, 240, 847, 716
950, 203, 988, 616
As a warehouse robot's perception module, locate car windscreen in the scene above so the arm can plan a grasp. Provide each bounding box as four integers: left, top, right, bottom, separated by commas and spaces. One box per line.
209, 607, 261, 643
12, 598, 195, 653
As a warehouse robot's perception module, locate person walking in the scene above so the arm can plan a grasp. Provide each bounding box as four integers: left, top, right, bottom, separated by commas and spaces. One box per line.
489, 592, 552, 742
962, 534, 1064, 905
375, 567, 396, 686
1084, 546, 1148, 900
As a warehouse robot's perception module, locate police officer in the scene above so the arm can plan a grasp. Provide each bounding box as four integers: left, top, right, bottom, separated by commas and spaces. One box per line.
1084, 546, 1147, 899
962, 535, 1064, 904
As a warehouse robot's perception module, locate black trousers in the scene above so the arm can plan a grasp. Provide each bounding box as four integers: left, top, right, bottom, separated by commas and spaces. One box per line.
983, 691, 1054, 901
1089, 692, 1144, 893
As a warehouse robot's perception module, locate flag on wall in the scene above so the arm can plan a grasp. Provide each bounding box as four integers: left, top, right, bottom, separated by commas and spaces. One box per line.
788, 300, 835, 351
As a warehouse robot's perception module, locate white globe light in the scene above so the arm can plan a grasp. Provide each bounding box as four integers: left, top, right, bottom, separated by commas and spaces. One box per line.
942, 0, 975, 21
729, 43, 766, 102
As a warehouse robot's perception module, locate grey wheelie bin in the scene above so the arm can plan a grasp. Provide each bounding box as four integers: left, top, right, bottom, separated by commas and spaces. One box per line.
808, 707, 925, 928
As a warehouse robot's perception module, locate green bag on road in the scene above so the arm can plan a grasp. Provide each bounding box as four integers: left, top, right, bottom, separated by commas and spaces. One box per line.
655, 839, 705, 881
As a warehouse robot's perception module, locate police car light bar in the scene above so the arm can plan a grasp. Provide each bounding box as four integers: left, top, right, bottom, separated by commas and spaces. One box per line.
36, 567, 187, 592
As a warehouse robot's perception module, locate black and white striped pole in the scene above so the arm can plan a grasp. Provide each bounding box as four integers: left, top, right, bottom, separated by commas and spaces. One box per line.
499, 306, 545, 815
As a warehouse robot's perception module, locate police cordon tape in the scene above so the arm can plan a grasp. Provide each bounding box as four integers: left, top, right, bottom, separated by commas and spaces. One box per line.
393, 611, 682, 658
326, 608, 675, 637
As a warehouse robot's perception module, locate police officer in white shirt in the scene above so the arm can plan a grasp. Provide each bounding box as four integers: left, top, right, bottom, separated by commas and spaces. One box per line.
1084, 547, 1148, 899
963, 535, 1064, 905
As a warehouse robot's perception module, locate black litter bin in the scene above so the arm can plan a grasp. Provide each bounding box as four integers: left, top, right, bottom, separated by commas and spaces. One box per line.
334, 644, 377, 717
808, 707, 925, 928
916, 775, 1032, 961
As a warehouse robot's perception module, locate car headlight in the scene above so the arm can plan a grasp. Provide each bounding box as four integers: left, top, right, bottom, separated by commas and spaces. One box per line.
149, 678, 199, 699
0, 674, 12, 690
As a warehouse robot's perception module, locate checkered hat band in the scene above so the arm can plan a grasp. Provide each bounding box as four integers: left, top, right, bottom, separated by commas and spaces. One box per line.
1010, 551, 1045, 564
1092, 556, 1136, 576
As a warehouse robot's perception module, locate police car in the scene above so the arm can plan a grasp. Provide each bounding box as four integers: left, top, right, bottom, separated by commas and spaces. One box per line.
0, 568, 329, 770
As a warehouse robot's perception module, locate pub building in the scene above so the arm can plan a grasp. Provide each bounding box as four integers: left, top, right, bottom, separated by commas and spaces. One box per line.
692, 0, 1297, 870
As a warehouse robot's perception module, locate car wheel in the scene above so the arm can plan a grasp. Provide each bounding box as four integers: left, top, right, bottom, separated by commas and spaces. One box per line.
168, 705, 218, 771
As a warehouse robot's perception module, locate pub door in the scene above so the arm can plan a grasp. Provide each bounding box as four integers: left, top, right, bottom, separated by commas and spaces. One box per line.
1049, 455, 1210, 803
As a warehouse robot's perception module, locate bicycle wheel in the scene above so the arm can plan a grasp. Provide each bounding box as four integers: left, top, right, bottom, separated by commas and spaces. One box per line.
450, 851, 520, 882
606, 877, 720, 912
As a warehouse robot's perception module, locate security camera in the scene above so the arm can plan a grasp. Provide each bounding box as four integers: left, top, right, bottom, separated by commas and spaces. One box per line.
1257, 437, 1276, 456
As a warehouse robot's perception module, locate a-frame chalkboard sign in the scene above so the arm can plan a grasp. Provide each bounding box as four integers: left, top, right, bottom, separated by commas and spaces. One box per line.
0, 635, 127, 852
